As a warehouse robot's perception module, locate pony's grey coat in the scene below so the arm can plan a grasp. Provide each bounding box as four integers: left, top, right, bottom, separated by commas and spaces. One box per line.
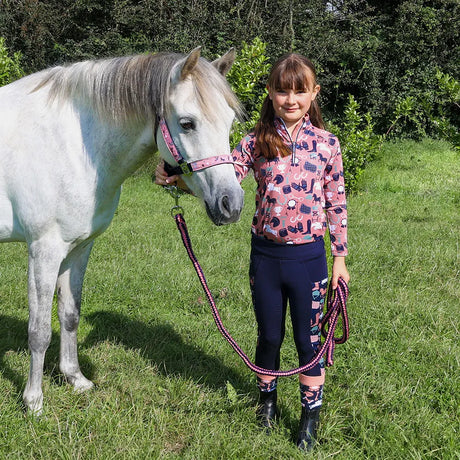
0, 48, 244, 414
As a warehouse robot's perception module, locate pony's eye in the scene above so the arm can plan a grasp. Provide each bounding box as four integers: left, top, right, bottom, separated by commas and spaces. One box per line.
180, 119, 195, 131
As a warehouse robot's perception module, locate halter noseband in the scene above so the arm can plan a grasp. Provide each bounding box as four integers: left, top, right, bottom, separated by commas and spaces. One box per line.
158, 117, 235, 177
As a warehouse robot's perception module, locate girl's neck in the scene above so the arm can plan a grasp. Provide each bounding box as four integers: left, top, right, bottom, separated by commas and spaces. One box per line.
281, 116, 305, 137
285, 120, 301, 135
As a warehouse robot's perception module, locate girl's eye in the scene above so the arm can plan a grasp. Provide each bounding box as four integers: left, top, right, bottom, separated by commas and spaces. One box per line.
180, 119, 195, 131
276, 89, 307, 95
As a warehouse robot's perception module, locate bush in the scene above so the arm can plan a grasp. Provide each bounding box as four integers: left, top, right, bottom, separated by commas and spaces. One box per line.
227, 38, 270, 148
430, 70, 460, 150
0, 37, 24, 86
386, 69, 460, 151
328, 94, 383, 193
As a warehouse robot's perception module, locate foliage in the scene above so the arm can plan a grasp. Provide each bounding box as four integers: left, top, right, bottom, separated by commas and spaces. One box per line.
434, 70, 460, 149
1, 0, 458, 137
387, 70, 460, 150
292, 0, 459, 149
227, 37, 270, 111
0, 0, 460, 146
0, 37, 24, 86
0, 0, 459, 149
329, 95, 382, 193
227, 38, 270, 148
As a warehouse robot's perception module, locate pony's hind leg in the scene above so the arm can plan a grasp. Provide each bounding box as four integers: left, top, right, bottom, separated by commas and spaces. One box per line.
57, 242, 94, 393
23, 238, 66, 415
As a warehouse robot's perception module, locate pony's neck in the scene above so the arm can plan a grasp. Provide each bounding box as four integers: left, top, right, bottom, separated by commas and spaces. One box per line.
83, 114, 156, 190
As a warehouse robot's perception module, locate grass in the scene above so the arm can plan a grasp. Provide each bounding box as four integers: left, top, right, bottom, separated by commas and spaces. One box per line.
0, 138, 458, 459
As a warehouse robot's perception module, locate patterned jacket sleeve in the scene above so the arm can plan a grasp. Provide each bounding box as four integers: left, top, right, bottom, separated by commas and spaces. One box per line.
323, 136, 348, 256
232, 134, 254, 183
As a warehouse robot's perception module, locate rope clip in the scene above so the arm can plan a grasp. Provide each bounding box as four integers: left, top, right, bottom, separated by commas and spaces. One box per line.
164, 185, 185, 217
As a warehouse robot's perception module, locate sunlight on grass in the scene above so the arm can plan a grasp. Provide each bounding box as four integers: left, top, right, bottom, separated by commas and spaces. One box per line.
0, 139, 458, 459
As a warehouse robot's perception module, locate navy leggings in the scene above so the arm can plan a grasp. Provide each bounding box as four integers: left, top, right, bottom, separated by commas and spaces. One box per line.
249, 235, 328, 377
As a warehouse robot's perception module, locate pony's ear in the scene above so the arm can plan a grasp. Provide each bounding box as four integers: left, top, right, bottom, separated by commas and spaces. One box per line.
180, 47, 202, 81
212, 48, 236, 76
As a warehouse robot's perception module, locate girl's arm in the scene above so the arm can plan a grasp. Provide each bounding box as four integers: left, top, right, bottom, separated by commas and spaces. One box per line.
324, 136, 349, 290
331, 256, 350, 290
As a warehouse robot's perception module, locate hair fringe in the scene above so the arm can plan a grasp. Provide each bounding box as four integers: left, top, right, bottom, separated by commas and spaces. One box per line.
256, 54, 325, 160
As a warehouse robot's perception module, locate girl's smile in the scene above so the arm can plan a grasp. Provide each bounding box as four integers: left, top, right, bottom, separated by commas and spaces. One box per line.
268, 86, 320, 133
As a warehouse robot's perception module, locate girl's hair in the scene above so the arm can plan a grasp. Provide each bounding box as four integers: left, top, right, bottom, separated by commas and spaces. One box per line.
254, 53, 324, 159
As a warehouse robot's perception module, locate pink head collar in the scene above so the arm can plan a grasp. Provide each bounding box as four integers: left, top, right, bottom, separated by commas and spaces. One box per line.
158, 117, 235, 177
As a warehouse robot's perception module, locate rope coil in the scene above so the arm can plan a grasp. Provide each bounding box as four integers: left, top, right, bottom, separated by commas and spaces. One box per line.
173, 211, 350, 377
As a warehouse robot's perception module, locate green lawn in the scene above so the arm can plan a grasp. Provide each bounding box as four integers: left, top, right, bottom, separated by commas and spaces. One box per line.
0, 139, 458, 459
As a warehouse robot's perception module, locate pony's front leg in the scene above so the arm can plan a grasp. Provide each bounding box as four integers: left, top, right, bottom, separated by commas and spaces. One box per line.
23, 239, 65, 416
57, 242, 94, 393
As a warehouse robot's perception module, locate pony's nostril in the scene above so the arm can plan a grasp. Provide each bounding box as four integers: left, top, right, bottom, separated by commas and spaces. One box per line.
206, 190, 243, 225
221, 195, 231, 215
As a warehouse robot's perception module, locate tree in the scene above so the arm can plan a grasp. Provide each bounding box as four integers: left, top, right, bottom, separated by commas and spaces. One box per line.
0, 0, 458, 144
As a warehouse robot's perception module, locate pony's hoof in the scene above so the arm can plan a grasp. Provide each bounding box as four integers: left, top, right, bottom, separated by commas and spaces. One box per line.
73, 376, 94, 393
23, 393, 43, 417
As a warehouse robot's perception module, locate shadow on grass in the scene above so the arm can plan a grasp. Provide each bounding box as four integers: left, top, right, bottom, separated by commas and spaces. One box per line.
0, 314, 29, 394
0, 314, 94, 411
82, 310, 252, 393
0, 310, 253, 411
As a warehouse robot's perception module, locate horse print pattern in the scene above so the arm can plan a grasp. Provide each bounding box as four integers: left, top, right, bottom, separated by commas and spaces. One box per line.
299, 278, 328, 409
310, 278, 328, 370
300, 382, 324, 409
232, 115, 348, 256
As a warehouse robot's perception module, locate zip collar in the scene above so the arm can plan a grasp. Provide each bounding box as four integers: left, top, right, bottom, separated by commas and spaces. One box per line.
274, 115, 311, 165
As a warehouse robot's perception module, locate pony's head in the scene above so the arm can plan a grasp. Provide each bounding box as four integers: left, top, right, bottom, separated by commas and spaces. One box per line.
34, 48, 244, 225
156, 48, 244, 225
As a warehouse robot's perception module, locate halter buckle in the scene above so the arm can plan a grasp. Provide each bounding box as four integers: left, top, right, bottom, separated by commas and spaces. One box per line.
179, 162, 193, 176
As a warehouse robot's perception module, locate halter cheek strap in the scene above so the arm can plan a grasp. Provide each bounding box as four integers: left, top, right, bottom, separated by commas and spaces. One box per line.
163, 154, 236, 177
158, 117, 235, 176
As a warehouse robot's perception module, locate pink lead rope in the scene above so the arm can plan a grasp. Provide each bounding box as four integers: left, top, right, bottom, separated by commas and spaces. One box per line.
157, 109, 350, 375
173, 211, 350, 377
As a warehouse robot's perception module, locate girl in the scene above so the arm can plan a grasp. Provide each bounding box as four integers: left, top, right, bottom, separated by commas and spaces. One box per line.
156, 53, 349, 451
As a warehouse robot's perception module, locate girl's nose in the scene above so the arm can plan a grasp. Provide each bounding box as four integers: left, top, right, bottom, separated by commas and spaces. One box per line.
287, 91, 296, 103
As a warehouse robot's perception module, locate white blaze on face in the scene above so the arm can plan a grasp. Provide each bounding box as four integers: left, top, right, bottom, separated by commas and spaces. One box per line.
162, 75, 243, 225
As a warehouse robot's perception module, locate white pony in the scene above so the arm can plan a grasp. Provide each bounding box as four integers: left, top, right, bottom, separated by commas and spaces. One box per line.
0, 47, 244, 415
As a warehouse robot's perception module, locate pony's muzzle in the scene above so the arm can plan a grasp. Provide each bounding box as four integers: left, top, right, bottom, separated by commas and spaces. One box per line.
206, 188, 244, 225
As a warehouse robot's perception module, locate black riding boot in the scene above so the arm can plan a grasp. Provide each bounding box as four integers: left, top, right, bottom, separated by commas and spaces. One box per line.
256, 389, 277, 432
296, 406, 320, 451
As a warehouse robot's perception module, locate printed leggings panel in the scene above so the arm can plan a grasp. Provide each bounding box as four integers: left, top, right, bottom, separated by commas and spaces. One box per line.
249, 236, 328, 377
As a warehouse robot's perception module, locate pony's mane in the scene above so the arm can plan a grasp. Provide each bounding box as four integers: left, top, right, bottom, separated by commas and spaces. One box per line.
37, 53, 243, 123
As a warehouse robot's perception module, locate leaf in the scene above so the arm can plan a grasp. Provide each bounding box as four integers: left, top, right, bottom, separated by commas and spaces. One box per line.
226, 381, 238, 405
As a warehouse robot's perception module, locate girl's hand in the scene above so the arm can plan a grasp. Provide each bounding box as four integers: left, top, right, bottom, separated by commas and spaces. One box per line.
331, 256, 350, 290
154, 160, 180, 186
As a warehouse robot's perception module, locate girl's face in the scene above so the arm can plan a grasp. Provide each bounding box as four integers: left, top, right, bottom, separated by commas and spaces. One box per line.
268, 78, 320, 132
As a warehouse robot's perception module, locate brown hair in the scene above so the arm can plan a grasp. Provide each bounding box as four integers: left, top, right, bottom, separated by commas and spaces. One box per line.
254, 54, 324, 160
